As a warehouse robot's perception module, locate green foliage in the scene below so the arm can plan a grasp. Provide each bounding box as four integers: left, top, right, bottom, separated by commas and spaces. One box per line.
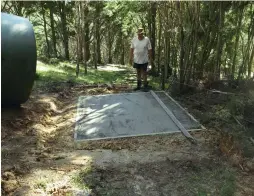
35, 61, 134, 85
212, 105, 232, 120
71, 166, 93, 192
34, 179, 47, 191
3, 1, 253, 88
188, 167, 236, 196
219, 170, 236, 196
227, 96, 246, 116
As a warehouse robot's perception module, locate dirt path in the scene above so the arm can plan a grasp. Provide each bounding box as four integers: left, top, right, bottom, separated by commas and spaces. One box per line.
2, 80, 254, 195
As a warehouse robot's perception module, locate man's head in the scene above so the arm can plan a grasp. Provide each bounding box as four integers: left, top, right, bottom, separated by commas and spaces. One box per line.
137, 28, 144, 39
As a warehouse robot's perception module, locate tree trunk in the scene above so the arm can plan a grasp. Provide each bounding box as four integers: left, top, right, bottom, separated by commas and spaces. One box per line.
84, 4, 90, 61
41, 3, 50, 58
58, 2, 69, 60
248, 46, 254, 78
179, 27, 185, 90
120, 32, 125, 65
49, 2, 57, 57
248, 5, 254, 78
214, 2, 225, 80
83, 2, 87, 74
176, 2, 185, 90
95, 3, 102, 65
93, 42, 97, 69
108, 28, 113, 64
75, 2, 80, 77
150, 2, 157, 74
231, 4, 244, 80
157, 11, 162, 74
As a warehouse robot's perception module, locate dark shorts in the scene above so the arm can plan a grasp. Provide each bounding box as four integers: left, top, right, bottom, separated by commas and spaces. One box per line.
133, 63, 148, 71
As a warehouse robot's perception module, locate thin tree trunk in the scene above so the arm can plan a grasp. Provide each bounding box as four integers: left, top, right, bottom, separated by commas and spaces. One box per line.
83, 2, 88, 74
179, 26, 185, 90
95, 3, 102, 64
215, 2, 225, 80
84, 4, 90, 61
75, 2, 80, 77
177, 2, 185, 91
42, 3, 50, 58
108, 28, 113, 63
59, 2, 69, 60
161, 35, 166, 90
150, 2, 157, 74
93, 42, 97, 69
49, 3, 57, 57
157, 11, 162, 74
248, 46, 254, 78
231, 4, 244, 80
120, 29, 125, 65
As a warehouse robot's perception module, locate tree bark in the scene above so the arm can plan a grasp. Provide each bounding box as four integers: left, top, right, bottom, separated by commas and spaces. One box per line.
108, 28, 113, 64
41, 3, 50, 58
150, 2, 157, 74
58, 2, 69, 60
215, 2, 225, 80
248, 46, 254, 78
120, 29, 125, 65
75, 2, 80, 77
179, 26, 185, 90
157, 11, 162, 74
83, 2, 88, 74
84, 4, 90, 61
231, 4, 244, 80
49, 2, 57, 57
95, 2, 102, 64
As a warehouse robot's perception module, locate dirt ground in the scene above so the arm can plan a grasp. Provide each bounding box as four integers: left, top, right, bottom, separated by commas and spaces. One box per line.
1, 83, 254, 196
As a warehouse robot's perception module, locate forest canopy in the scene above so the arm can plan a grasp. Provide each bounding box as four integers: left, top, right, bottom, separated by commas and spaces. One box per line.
1, 1, 254, 90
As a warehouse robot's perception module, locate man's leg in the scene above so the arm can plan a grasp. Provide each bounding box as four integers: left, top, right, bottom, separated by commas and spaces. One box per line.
134, 68, 142, 90
141, 63, 149, 91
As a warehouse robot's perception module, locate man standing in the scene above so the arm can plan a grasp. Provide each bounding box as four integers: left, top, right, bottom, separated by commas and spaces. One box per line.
129, 28, 153, 91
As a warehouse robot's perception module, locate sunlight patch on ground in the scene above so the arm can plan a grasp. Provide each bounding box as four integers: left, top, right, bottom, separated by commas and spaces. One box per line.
37, 61, 66, 74
97, 64, 129, 72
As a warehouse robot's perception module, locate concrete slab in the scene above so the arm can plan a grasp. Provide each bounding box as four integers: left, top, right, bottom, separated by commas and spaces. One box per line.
74, 91, 204, 141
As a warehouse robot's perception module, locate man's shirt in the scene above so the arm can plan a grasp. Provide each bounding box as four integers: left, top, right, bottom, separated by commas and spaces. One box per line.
131, 36, 152, 64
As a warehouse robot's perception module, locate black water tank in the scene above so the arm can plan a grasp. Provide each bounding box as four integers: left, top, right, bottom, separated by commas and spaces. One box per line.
1, 13, 37, 106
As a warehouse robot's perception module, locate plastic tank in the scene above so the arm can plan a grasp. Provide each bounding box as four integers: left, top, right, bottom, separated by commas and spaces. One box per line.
1, 13, 37, 106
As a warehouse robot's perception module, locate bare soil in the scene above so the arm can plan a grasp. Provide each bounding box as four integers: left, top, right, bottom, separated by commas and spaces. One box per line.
1, 83, 254, 196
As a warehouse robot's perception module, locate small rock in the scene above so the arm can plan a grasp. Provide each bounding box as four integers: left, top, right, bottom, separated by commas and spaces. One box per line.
13, 185, 30, 196
230, 154, 241, 166
3, 171, 16, 180
244, 167, 250, 172
57, 171, 65, 175
14, 165, 27, 175
2, 165, 14, 172
2, 179, 19, 193
246, 160, 254, 171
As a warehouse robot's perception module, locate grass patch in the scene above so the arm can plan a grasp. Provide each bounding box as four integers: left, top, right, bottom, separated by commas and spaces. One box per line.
188, 167, 236, 196
34, 179, 48, 191
220, 170, 236, 196
34, 60, 162, 91
35, 61, 134, 85
71, 166, 93, 190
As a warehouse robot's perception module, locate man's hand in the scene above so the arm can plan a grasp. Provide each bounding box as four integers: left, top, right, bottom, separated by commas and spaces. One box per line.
129, 48, 134, 66
129, 59, 133, 66
149, 58, 153, 65
148, 49, 153, 66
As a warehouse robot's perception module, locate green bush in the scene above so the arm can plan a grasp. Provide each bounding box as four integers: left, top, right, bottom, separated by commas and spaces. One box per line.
49, 58, 60, 64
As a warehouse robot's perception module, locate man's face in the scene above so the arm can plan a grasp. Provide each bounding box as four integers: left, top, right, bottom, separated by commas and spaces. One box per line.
138, 33, 144, 39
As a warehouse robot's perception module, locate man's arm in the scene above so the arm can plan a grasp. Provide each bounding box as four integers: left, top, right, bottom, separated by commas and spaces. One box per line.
147, 38, 153, 64
148, 49, 153, 63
